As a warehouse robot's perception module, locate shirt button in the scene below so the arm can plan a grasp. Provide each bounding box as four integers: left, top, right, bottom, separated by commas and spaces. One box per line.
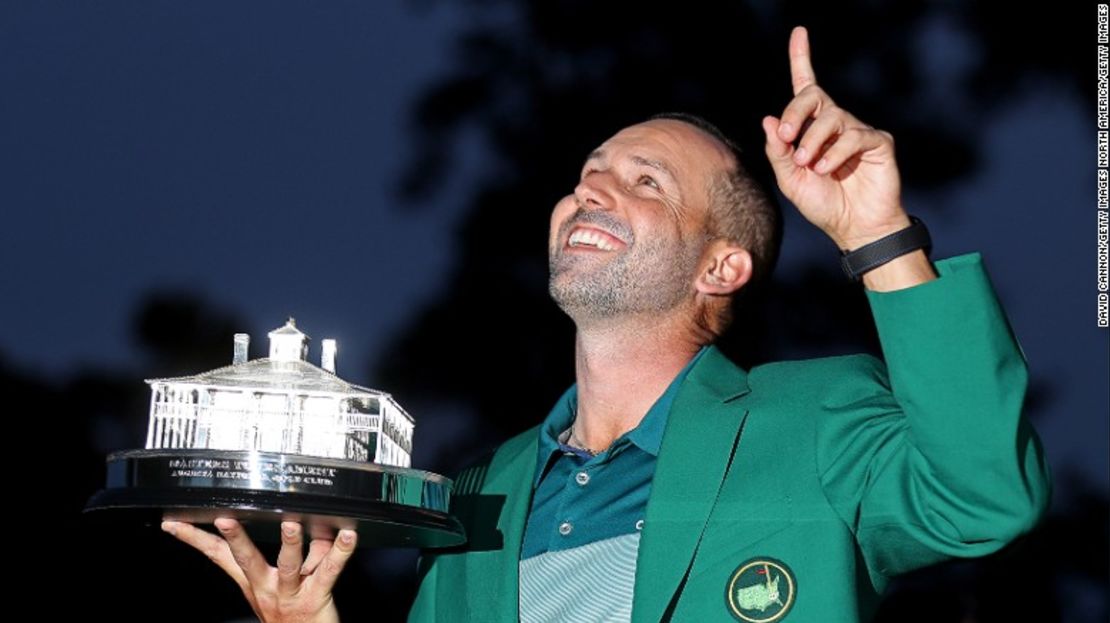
558, 521, 573, 536
575, 471, 590, 486
635, 519, 644, 531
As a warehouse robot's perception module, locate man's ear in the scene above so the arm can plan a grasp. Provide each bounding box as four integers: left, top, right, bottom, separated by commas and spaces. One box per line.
695, 241, 753, 295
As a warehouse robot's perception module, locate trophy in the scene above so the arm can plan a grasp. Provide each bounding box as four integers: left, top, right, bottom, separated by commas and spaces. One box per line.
83, 318, 465, 548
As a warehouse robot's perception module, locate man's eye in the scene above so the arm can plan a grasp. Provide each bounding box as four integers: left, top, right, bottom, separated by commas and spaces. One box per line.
639, 175, 660, 190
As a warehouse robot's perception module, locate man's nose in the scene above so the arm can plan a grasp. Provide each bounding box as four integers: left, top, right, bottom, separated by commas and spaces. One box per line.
574, 171, 617, 211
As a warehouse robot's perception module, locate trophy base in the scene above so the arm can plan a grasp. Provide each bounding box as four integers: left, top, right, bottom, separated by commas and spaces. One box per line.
84, 449, 466, 549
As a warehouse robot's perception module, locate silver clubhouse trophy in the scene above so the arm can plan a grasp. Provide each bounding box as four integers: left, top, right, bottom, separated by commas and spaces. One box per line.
84, 319, 465, 548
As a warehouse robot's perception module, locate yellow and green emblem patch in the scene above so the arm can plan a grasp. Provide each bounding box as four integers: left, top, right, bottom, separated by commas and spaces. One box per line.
724, 557, 796, 622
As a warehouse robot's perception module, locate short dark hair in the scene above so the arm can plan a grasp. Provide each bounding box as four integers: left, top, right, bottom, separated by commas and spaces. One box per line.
648, 112, 782, 286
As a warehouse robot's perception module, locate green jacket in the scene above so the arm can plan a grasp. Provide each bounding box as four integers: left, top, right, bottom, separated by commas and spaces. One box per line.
407, 253, 1052, 622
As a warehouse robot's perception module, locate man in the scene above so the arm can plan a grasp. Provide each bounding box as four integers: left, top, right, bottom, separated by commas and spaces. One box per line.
163, 26, 1051, 623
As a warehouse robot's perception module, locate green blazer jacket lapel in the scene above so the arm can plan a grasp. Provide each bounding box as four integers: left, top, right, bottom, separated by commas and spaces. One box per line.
421, 346, 751, 623
632, 345, 752, 623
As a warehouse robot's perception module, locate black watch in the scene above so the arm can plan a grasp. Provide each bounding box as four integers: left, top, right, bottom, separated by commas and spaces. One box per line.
839, 216, 932, 281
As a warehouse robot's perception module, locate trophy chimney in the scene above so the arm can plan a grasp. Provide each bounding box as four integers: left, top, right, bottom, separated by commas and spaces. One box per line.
233, 333, 250, 365
268, 318, 309, 362
321, 339, 337, 374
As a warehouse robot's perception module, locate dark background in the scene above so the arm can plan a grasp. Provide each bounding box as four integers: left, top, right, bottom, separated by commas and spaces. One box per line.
1, 1, 1104, 621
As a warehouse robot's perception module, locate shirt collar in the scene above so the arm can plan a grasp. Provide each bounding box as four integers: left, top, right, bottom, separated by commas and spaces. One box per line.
533, 345, 710, 487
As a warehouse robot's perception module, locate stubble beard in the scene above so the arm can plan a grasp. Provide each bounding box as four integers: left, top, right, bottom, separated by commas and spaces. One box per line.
548, 231, 703, 323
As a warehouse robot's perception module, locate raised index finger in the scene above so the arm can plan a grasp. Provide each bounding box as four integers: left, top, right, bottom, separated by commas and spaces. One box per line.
789, 26, 817, 96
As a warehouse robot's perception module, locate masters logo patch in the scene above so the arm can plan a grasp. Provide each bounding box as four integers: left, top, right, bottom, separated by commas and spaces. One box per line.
724, 557, 796, 622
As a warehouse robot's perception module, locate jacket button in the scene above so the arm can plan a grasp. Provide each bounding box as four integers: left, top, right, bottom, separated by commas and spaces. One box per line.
558, 521, 573, 536
575, 471, 590, 486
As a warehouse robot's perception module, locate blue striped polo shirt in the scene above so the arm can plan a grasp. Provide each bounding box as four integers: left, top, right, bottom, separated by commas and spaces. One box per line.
519, 347, 709, 623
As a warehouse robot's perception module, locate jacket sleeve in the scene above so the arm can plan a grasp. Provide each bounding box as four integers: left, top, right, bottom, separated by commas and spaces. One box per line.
816, 252, 1052, 587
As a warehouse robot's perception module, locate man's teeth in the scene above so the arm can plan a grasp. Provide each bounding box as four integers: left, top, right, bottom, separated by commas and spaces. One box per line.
568, 229, 617, 251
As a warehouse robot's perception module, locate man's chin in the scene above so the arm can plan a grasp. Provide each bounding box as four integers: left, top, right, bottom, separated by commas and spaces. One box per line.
548, 268, 605, 294
549, 275, 624, 316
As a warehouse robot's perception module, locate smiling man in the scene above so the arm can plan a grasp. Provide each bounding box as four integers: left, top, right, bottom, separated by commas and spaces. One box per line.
163, 26, 1051, 623
406, 26, 1051, 623
548, 117, 766, 336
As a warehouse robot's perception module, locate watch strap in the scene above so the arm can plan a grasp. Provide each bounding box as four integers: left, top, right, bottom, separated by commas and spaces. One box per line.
840, 216, 932, 281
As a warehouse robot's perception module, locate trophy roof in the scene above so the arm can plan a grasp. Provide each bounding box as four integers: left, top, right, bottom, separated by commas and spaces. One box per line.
146, 358, 385, 396
268, 318, 309, 339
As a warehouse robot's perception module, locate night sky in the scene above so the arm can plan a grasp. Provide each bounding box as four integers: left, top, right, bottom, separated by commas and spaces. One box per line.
1, 2, 1104, 621
1, 2, 465, 379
